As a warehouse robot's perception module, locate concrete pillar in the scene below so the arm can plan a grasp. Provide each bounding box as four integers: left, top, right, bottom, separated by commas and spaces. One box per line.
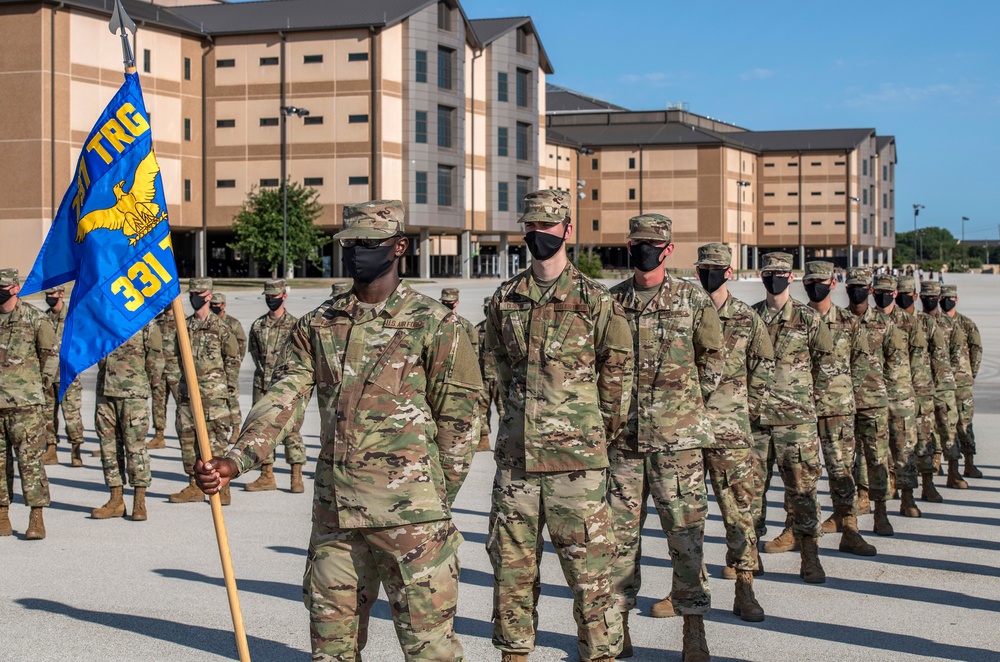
868, 246, 874, 266
499, 233, 509, 281
741, 244, 748, 273
887, 248, 893, 269
799, 243, 806, 270
461, 231, 472, 279
848, 244, 854, 268
420, 228, 431, 280
195, 229, 207, 278
752, 246, 759, 271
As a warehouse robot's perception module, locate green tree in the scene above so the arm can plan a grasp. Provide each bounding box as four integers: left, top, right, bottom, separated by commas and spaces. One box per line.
894, 226, 961, 270
230, 181, 329, 277
576, 248, 604, 279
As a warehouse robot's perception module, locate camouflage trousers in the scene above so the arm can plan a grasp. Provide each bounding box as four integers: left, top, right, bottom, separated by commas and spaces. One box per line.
151, 374, 179, 433
913, 398, 938, 475
934, 392, 960, 461
95, 396, 152, 488
252, 388, 306, 467
176, 397, 230, 477
0, 406, 50, 507
303, 518, 464, 662
479, 378, 504, 445
488, 467, 622, 660
45, 379, 84, 445
607, 448, 710, 615
750, 422, 822, 539
888, 400, 919, 491
817, 415, 858, 516
955, 387, 976, 456
703, 446, 758, 573
854, 407, 890, 502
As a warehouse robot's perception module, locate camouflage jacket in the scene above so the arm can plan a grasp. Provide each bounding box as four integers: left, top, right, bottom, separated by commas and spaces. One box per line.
921, 312, 958, 398
610, 274, 725, 452
486, 263, 633, 472
815, 304, 866, 418
851, 306, 902, 410
156, 310, 178, 362
891, 307, 933, 399
753, 298, 834, 426
477, 318, 504, 416
45, 305, 67, 383
169, 312, 240, 404
708, 294, 775, 447
876, 310, 914, 404
97, 323, 163, 399
218, 312, 247, 391
230, 282, 482, 529
953, 312, 981, 387
249, 310, 298, 393
456, 314, 479, 358
0, 300, 57, 408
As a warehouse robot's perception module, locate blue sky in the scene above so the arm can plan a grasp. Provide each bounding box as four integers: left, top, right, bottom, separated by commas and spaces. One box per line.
461, 0, 1000, 242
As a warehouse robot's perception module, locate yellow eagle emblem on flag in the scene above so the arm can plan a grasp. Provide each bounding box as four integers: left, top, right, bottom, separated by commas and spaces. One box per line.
75, 149, 167, 245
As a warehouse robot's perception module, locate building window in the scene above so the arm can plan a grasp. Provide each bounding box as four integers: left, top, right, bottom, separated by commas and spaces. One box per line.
184, 118, 191, 141
216, 119, 235, 128
591, 157, 598, 169
437, 165, 454, 207
498, 181, 509, 211
415, 50, 427, 83
516, 27, 530, 54
216, 58, 235, 68
883, 193, 888, 209
143, 49, 151, 73
628, 157, 636, 170
835, 220, 846, 226
304, 54, 323, 64
862, 159, 868, 176
516, 122, 531, 161
415, 111, 428, 144
788, 162, 798, 167
811, 221, 822, 226
216, 180, 235, 188
516, 68, 531, 107
303, 116, 324, 125
438, 2, 452, 31
348, 52, 368, 62
304, 177, 324, 187
592, 219, 599, 232
184, 57, 191, 80
437, 105, 455, 149
835, 191, 845, 196
764, 162, 775, 168
883, 221, 889, 235
811, 191, 821, 196
862, 189, 868, 205
259, 178, 279, 187
348, 114, 369, 123
862, 217, 868, 234
415, 171, 428, 204
591, 189, 599, 201
438, 46, 455, 90
497, 127, 508, 157
883, 165, 888, 180
764, 192, 775, 197
811, 161, 821, 166
788, 191, 798, 197
260, 56, 279, 66
260, 117, 279, 127
628, 188, 636, 200
183, 179, 191, 202
348, 176, 369, 185
764, 221, 776, 226
516, 176, 531, 212
834, 160, 845, 166
788, 221, 798, 226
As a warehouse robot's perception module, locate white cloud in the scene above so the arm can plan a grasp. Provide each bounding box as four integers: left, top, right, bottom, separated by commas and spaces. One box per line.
740, 68, 775, 81
844, 81, 977, 109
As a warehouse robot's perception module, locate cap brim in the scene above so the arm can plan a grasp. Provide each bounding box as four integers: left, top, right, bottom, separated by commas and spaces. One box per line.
801, 274, 832, 282
332, 227, 399, 239
518, 212, 567, 224
627, 232, 671, 241
694, 260, 730, 268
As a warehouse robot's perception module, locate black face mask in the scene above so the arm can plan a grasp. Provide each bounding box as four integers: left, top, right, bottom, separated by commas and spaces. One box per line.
895, 293, 914, 309
524, 228, 567, 261
443, 302, 457, 310
873, 292, 895, 309
846, 287, 870, 305
0, 289, 13, 305
921, 296, 938, 312
343, 244, 397, 283
630, 242, 666, 273
697, 268, 727, 293
762, 274, 790, 296
210, 305, 224, 316
265, 297, 284, 312
45, 296, 60, 309
804, 282, 831, 303
190, 294, 208, 311
940, 298, 957, 313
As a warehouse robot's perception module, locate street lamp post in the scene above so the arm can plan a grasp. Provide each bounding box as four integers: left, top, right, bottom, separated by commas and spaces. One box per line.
574, 147, 594, 267
962, 216, 970, 270
737, 180, 751, 271
848, 196, 860, 267
912, 204, 924, 265
280, 104, 310, 279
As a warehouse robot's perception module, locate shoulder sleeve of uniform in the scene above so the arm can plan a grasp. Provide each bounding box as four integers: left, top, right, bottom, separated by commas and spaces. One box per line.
750, 311, 775, 360
810, 310, 834, 353
693, 295, 725, 352
443, 315, 483, 391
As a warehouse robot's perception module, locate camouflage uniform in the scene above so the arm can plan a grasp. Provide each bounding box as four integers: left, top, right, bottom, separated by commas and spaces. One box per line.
330, 282, 352, 298
440, 287, 488, 453
43, 288, 84, 453
212, 293, 247, 433
95, 324, 162, 488
485, 191, 632, 661
476, 296, 505, 449
896, 277, 940, 480
151, 308, 179, 435
230, 201, 481, 661
920, 282, 961, 467
946, 286, 981, 459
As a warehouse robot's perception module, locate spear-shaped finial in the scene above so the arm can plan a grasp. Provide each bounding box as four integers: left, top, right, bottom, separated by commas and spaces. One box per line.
108, 0, 137, 70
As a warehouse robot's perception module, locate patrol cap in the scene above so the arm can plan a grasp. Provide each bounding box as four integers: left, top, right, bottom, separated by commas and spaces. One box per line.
920, 281, 941, 297
330, 282, 351, 296
940, 284, 958, 298
0, 268, 19, 287
334, 200, 405, 239
693, 243, 731, 268
188, 277, 213, 293
897, 275, 916, 294
872, 274, 897, 292
44, 285, 66, 295
441, 287, 459, 303
263, 279, 286, 296
760, 252, 793, 273
518, 189, 571, 224
845, 267, 872, 286
212, 293, 226, 305
802, 261, 835, 283
628, 214, 672, 242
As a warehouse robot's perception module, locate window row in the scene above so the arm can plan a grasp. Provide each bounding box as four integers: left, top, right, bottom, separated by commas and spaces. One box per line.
215, 115, 366, 128
496, 178, 534, 212
216, 53, 368, 68
215, 176, 368, 189
413, 166, 458, 207
763, 160, 847, 168
414, 47, 456, 90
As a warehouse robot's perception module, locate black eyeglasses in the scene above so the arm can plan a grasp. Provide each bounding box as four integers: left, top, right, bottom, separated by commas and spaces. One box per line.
339, 235, 402, 249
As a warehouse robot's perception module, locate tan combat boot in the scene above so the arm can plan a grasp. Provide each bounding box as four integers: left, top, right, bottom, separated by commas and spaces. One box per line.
42, 444, 58, 465
0, 506, 11, 536
477, 436, 492, 452
821, 513, 843, 534
733, 570, 764, 622
963, 454, 983, 479
920, 473, 943, 502
798, 537, 826, 584
856, 487, 871, 514
70, 444, 83, 467
132, 487, 148, 521
25, 507, 46, 540
500, 654, 528, 662
754, 550, 764, 577
838, 515, 876, 556
762, 526, 798, 554
220, 485, 232, 506
889, 470, 897, 500
934, 453, 943, 475
169, 477, 204, 503
899, 489, 921, 517
146, 430, 166, 450
946, 459, 968, 489
91, 486, 126, 519
290, 464, 305, 493
91, 447, 102, 457
872, 501, 894, 536
649, 594, 677, 618
720, 566, 737, 580
245, 465, 276, 492
619, 610, 633, 658
681, 614, 710, 662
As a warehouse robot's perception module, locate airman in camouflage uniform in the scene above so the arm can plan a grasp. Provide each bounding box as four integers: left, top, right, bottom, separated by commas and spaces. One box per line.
0, 268, 57, 540
751, 252, 833, 585
91, 323, 163, 521
441, 287, 490, 453
168, 278, 240, 506
693, 243, 772, 623
486, 191, 632, 662
799, 261, 877, 556
210, 293, 247, 445
476, 295, 505, 452
147, 307, 179, 450
41, 285, 85, 466
244, 279, 307, 493
941, 284, 983, 479
196, 200, 481, 662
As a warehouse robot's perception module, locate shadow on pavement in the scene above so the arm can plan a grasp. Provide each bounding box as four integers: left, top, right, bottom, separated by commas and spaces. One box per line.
853, 552, 1000, 579
154, 568, 300, 602
892, 530, 1000, 552
15, 598, 308, 660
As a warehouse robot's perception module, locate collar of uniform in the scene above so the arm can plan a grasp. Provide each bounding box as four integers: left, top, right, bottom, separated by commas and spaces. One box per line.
620, 273, 672, 313
716, 292, 736, 320
514, 262, 576, 305
763, 297, 794, 324
329, 280, 410, 321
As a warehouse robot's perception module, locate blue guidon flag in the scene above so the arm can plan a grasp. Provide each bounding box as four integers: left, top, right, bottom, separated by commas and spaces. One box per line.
21, 72, 179, 400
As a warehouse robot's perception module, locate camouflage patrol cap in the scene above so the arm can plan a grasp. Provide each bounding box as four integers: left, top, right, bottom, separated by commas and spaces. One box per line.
44, 285, 66, 295
483, 295, 492, 306
694, 243, 731, 267
940, 284, 958, 298
897, 275, 916, 294
628, 214, 672, 242
920, 281, 941, 297
330, 282, 351, 296
845, 267, 872, 286
872, 274, 897, 292
188, 277, 213, 293
334, 200, 405, 239
803, 261, 835, 282
212, 293, 226, 304
760, 252, 794, 272
518, 189, 571, 224
0, 268, 19, 287
263, 279, 286, 296
440, 287, 459, 303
